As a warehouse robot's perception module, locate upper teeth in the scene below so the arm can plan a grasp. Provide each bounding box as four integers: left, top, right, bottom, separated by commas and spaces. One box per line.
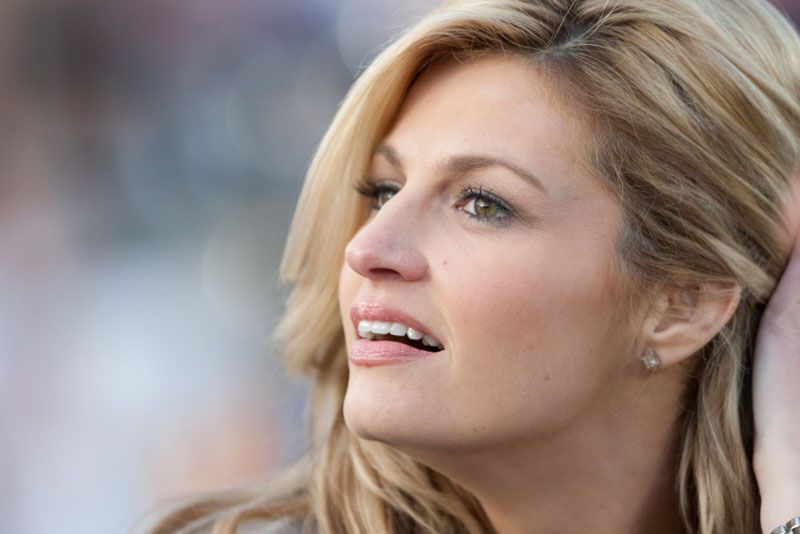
357, 320, 443, 348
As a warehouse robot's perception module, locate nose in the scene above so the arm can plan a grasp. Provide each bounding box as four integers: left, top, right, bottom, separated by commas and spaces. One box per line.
344, 194, 429, 282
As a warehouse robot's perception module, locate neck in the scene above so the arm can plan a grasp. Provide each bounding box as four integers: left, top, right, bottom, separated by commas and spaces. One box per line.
397, 372, 690, 534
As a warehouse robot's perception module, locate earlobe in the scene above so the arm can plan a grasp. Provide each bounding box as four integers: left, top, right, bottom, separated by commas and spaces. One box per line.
641, 281, 741, 369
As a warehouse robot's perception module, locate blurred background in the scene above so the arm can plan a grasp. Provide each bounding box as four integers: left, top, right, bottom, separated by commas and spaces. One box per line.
0, 1, 797, 533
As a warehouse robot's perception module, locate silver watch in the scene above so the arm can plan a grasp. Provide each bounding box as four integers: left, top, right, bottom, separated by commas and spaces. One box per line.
772, 515, 800, 534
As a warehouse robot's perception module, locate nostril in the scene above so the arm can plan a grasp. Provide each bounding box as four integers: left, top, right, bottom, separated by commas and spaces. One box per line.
344, 239, 428, 282
370, 267, 401, 276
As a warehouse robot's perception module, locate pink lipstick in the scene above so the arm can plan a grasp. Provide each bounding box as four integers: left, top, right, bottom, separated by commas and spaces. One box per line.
349, 338, 442, 367
349, 301, 445, 367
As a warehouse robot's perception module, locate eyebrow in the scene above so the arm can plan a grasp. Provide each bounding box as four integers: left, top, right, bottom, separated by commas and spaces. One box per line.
372, 143, 547, 193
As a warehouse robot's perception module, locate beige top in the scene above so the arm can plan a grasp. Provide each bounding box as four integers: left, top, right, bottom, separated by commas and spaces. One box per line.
236, 517, 306, 533
186, 516, 307, 534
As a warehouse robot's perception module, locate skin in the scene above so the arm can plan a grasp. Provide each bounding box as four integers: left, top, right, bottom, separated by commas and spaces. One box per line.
336, 53, 779, 533
753, 175, 800, 533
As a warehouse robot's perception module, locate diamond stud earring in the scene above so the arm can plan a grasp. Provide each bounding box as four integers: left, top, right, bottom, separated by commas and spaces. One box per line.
641, 348, 661, 371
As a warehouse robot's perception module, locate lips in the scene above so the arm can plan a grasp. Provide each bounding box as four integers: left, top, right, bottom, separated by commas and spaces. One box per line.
349, 338, 441, 366
350, 301, 442, 347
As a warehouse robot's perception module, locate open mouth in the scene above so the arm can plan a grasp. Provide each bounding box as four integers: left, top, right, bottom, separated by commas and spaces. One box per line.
370, 333, 444, 353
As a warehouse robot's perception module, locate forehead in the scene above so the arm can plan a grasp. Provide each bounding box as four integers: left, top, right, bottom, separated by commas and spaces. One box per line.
377, 54, 594, 196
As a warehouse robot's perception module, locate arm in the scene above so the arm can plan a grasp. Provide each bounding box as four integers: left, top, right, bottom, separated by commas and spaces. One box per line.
752, 178, 800, 533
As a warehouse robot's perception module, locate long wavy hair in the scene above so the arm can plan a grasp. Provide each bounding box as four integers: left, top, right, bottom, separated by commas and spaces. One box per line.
142, 1, 800, 532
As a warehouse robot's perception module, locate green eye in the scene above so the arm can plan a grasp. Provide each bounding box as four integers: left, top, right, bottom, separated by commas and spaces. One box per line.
352, 178, 516, 228
457, 184, 513, 227
376, 188, 396, 208
464, 196, 504, 220
353, 178, 400, 212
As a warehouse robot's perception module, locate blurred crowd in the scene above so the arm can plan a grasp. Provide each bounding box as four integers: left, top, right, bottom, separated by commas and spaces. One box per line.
0, 1, 797, 533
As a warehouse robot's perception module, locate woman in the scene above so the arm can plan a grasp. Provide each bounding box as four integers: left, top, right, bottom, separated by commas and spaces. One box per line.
142, 0, 800, 532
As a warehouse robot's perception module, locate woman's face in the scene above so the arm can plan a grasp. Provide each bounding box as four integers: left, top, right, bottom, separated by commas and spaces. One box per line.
338, 54, 637, 455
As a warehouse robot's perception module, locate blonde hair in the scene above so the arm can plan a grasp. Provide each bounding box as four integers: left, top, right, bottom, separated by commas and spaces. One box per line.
142, 1, 800, 533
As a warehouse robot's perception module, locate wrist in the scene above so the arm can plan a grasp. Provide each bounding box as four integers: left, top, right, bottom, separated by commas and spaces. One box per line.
754, 442, 800, 533
758, 476, 800, 533
753, 438, 800, 483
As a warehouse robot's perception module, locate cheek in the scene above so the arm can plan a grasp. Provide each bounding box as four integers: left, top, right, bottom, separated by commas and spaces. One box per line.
441, 238, 625, 436
448, 238, 618, 354
338, 262, 358, 318
338, 262, 363, 355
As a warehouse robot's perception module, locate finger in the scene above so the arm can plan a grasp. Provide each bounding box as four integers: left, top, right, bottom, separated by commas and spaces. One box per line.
765, 169, 800, 315
782, 167, 800, 256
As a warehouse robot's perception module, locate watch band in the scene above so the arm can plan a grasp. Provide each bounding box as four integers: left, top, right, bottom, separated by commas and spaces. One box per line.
772, 516, 800, 534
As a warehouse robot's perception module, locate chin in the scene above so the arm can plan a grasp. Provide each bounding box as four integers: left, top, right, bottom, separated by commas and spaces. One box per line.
342, 381, 443, 447
343, 384, 407, 442
343, 390, 486, 460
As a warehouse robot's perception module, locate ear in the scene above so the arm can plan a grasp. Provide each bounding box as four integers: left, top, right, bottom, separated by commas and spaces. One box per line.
640, 280, 741, 368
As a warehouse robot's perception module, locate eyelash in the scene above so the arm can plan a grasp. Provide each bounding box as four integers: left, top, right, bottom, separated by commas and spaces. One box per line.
352, 177, 516, 228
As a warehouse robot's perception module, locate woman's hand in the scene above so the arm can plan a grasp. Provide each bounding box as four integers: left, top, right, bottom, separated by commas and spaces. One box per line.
752, 177, 800, 533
